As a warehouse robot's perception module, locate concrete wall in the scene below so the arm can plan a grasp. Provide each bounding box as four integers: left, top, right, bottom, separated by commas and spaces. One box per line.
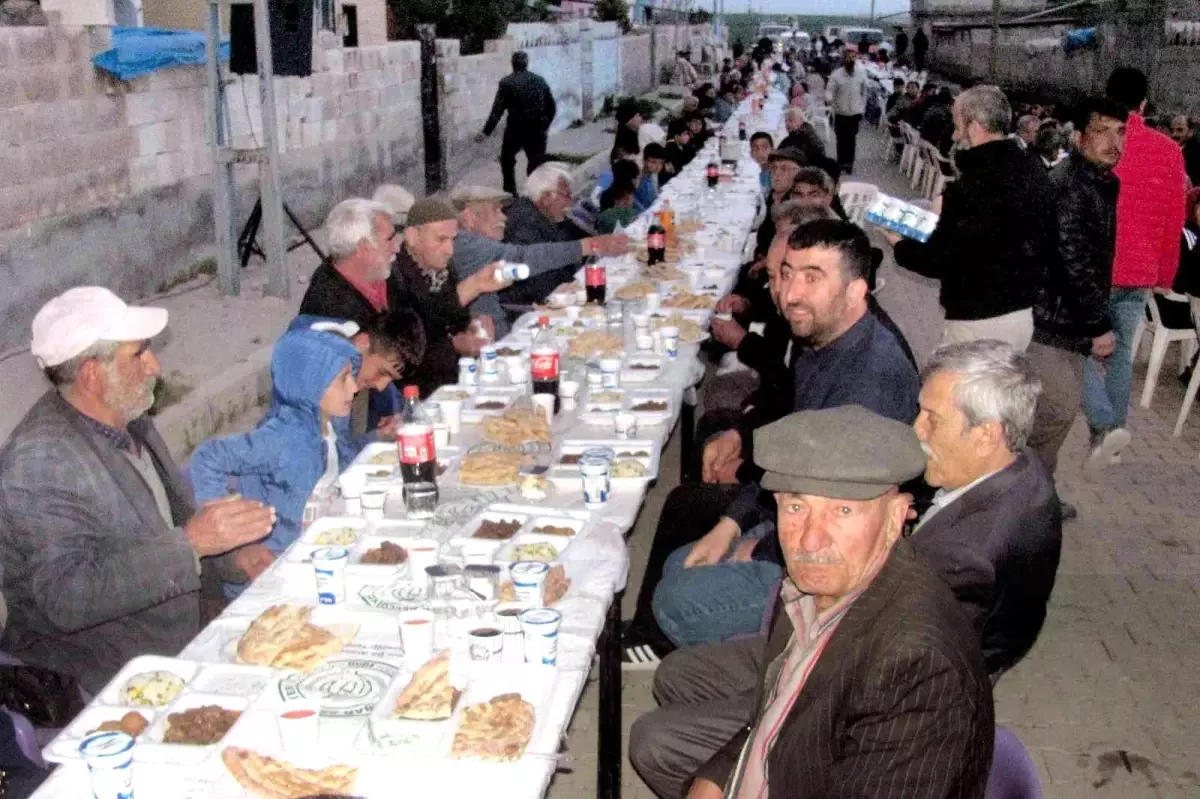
0, 20, 708, 352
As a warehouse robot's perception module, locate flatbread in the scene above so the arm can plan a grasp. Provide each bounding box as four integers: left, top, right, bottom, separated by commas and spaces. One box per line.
392, 652, 460, 721
236, 605, 355, 672
222, 747, 357, 799
450, 693, 536, 762
458, 452, 524, 486
480, 410, 550, 446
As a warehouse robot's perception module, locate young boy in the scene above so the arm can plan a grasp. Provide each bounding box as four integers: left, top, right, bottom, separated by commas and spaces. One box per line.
597, 181, 639, 234
190, 328, 361, 594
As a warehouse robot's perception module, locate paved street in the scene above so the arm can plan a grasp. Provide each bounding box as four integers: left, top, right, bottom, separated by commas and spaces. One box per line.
550, 129, 1200, 798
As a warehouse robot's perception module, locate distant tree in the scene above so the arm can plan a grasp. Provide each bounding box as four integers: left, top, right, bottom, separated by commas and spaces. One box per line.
595, 0, 631, 33
689, 10, 712, 24
388, 0, 534, 54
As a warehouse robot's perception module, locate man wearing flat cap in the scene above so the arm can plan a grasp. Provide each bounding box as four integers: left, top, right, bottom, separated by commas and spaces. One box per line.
451, 185, 629, 336
631, 407, 994, 799
391, 195, 508, 396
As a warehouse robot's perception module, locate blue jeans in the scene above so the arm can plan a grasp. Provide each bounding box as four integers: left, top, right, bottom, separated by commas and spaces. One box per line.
651, 544, 783, 648
1083, 287, 1146, 433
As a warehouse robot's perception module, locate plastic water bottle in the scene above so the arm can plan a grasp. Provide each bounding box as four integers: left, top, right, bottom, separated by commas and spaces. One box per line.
398, 385, 438, 519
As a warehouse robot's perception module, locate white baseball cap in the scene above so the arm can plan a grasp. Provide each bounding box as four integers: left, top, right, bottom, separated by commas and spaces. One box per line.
31, 287, 168, 368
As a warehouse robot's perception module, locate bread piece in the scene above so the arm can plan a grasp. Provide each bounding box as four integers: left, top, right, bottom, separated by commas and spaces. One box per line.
450, 693, 536, 762
221, 747, 357, 799
392, 652, 460, 721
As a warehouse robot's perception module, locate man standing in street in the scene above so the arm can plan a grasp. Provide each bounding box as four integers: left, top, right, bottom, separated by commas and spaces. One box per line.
825, 49, 868, 174
888, 85, 1056, 351
1169, 114, 1200, 186
1026, 97, 1126, 509
913, 27, 929, 72
1081, 68, 1186, 472
894, 27, 909, 62
477, 51, 557, 196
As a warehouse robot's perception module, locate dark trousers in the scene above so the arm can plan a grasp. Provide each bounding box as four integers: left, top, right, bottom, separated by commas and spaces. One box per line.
1026, 341, 1086, 475
627, 483, 743, 648
500, 126, 548, 195
833, 113, 862, 172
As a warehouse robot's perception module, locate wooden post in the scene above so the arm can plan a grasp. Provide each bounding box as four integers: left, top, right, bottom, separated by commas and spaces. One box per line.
417, 24, 446, 194
988, 0, 1001, 82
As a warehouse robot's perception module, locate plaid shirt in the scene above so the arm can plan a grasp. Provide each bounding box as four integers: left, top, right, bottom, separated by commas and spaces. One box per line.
71, 407, 140, 454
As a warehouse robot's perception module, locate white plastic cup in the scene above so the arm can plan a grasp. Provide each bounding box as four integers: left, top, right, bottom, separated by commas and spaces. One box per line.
406, 540, 441, 589
422, 401, 442, 424
614, 411, 638, 439
659, 326, 680, 359
519, 608, 563, 666
80, 731, 135, 799
277, 698, 321, 757
509, 362, 530, 388
467, 625, 505, 662
338, 470, 367, 500
574, 287, 588, 305
360, 489, 388, 522
509, 561, 550, 607
644, 293, 661, 313
564, 305, 582, 322
458, 357, 478, 386
636, 333, 654, 351
531, 393, 555, 423
398, 609, 435, 668
433, 423, 450, 449
558, 379, 580, 400
580, 452, 612, 508
480, 344, 499, 375
495, 603, 528, 663
632, 312, 650, 331
461, 539, 498, 567
312, 546, 349, 605
439, 400, 463, 435
598, 357, 622, 389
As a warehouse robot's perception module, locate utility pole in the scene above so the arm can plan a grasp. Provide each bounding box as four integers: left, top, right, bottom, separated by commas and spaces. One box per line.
869, 0, 876, 26
988, 0, 1001, 82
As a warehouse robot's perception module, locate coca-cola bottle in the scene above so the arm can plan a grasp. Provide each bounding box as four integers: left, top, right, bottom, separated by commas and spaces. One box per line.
530, 317, 561, 413
738, 120, 747, 141
584, 260, 606, 304
397, 385, 438, 518
646, 219, 666, 266
706, 161, 720, 190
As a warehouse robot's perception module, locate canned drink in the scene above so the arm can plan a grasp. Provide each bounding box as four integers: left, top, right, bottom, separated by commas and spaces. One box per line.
510, 561, 551, 606
312, 546, 349, 604
519, 607, 563, 666
479, 345, 498, 375
580, 449, 613, 507
458, 356, 478, 386
80, 731, 135, 799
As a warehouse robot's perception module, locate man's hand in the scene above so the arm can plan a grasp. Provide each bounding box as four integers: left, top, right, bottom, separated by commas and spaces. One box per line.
711, 317, 747, 349
458, 267, 509, 306
232, 544, 276, 582
716, 294, 750, 314
745, 258, 767, 277
702, 429, 742, 484
586, 234, 631, 257
729, 536, 758, 563
185, 497, 275, 557
1092, 331, 1116, 359
687, 777, 725, 799
683, 518, 741, 568
453, 329, 486, 357
879, 227, 903, 246
472, 315, 496, 342
376, 415, 399, 439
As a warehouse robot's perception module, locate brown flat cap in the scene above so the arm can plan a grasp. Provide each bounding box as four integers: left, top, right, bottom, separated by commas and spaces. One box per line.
405, 195, 458, 227
449, 185, 513, 211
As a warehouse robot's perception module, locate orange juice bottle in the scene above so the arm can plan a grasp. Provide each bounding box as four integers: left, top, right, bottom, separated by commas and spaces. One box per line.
658, 201, 677, 246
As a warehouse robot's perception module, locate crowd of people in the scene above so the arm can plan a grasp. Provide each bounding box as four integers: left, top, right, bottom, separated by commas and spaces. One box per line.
0, 39, 1196, 799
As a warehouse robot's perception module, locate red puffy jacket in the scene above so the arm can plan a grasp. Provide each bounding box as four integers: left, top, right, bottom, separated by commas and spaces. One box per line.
1112, 113, 1187, 288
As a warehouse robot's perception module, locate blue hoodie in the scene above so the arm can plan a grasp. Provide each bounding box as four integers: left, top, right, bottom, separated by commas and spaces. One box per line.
190, 328, 362, 562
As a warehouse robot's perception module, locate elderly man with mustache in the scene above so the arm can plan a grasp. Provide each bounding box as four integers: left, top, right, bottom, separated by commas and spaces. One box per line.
631, 407, 994, 799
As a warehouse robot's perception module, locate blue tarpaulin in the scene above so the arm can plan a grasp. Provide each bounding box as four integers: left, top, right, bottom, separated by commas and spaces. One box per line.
92, 26, 229, 81
1063, 27, 1097, 54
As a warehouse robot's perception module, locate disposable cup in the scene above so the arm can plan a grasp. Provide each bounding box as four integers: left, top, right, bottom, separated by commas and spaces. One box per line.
433, 423, 450, 449
519, 608, 563, 666
398, 610, 435, 668
636, 333, 654, 351
659, 326, 680, 359
614, 411, 638, 439
277, 698, 321, 756
338, 470, 367, 500
509, 561, 550, 607
495, 603, 528, 663
531, 393, 555, 423
599, 358, 622, 389
360, 489, 387, 522
312, 546, 349, 605
439, 400, 463, 435
467, 625, 505, 662
406, 539, 441, 589
79, 731, 134, 799
558, 380, 580, 400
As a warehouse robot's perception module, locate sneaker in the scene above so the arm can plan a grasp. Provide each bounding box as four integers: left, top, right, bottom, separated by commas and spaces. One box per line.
1086, 428, 1132, 475
622, 642, 666, 671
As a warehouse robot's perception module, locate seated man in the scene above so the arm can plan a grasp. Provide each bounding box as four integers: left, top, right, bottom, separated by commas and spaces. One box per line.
913, 339, 1062, 678
0, 288, 273, 694
451, 185, 628, 336
631, 407, 994, 799
623, 221, 920, 666
393, 196, 508, 396
778, 107, 826, 163
503, 162, 590, 306
748, 132, 774, 196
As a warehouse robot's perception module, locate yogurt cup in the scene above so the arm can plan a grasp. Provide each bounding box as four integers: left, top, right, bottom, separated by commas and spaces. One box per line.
312, 546, 349, 605
580, 450, 613, 508
599, 357, 622, 389
80, 731, 134, 799
509, 561, 551, 607
458, 357, 478, 386
659, 326, 680, 359
519, 608, 563, 666
480, 344, 499, 375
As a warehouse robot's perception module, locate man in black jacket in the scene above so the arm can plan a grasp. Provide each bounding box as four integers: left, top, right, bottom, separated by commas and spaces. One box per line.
477, 51, 557, 195
501, 162, 592, 306
1026, 97, 1125, 479
889, 85, 1056, 352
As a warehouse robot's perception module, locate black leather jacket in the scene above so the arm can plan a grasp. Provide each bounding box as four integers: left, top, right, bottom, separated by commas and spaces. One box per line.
1033, 153, 1119, 354
482, 69, 556, 135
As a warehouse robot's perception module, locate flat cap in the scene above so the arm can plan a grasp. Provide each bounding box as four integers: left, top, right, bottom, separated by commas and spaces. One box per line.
754, 406, 926, 500
768, 147, 808, 167
449, 185, 513, 211
405, 196, 458, 227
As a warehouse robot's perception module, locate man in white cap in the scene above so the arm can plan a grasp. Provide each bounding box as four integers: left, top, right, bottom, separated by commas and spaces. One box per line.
0, 287, 275, 694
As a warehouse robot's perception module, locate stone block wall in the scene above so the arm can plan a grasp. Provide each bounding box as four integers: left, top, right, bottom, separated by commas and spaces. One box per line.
622, 33, 653, 95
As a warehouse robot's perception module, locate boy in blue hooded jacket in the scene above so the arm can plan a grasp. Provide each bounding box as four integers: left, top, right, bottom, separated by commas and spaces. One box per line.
189, 328, 361, 594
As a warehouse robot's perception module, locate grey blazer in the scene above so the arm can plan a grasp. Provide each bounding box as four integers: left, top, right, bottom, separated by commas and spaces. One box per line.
0, 391, 229, 694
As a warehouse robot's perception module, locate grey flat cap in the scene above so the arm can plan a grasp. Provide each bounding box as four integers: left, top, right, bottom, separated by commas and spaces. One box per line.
405, 195, 458, 227
754, 406, 926, 500
450, 185, 513, 210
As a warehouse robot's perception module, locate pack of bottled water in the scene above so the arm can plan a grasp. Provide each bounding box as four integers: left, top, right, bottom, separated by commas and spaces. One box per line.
864, 195, 938, 242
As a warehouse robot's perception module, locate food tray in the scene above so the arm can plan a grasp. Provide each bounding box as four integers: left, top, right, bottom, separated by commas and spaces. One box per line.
460, 391, 519, 423
494, 532, 572, 565
620, 354, 665, 383
44, 704, 161, 763
274, 654, 403, 717
546, 439, 660, 488
351, 441, 399, 472
428, 385, 477, 403
365, 657, 471, 751
623, 388, 675, 425
190, 664, 279, 698
448, 508, 535, 548
287, 516, 370, 563
138, 691, 251, 764
345, 534, 423, 576
97, 655, 200, 708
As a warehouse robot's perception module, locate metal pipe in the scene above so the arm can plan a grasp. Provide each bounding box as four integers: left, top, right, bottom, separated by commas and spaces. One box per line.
1009, 0, 1110, 25
989, 0, 1000, 82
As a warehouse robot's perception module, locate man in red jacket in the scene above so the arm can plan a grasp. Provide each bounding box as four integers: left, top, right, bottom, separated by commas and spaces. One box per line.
1083, 68, 1186, 474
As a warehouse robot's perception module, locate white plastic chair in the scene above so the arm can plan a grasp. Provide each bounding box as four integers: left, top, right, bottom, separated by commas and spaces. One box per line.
1131, 289, 1199, 408
838, 181, 879, 226
898, 123, 920, 179
809, 105, 833, 152
1173, 363, 1200, 437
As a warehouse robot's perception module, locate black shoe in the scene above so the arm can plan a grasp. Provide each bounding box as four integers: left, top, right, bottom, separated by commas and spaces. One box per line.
620, 623, 675, 672
1060, 500, 1078, 521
